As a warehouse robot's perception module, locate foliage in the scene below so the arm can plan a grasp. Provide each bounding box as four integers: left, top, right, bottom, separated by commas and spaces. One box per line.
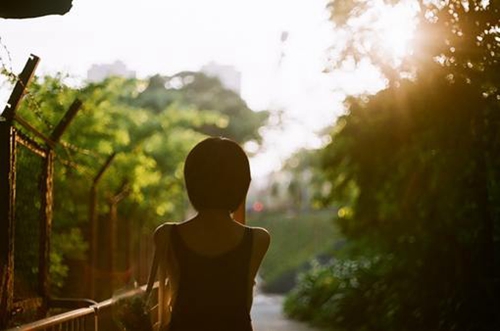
285, 1, 499, 330
12, 75, 200, 294
260, 148, 332, 212
287, 63, 499, 331
326, 0, 500, 85
11, 69, 266, 293
412, 0, 500, 88
282, 148, 332, 211
18, 75, 206, 223
50, 228, 88, 292
285, 256, 386, 330
285, 68, 499, 330
113, 288, 153, 331
135, 72, 269, 145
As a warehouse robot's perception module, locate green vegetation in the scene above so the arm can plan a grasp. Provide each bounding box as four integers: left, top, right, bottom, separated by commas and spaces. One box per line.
284, 1, 499, 330
285, 257, 383, 329
248, 210, 343, 292
135, 72, 269, 144
9, 71, 268, 296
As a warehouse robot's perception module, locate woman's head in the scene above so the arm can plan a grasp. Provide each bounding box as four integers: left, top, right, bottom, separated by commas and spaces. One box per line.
184, 137, 251, 212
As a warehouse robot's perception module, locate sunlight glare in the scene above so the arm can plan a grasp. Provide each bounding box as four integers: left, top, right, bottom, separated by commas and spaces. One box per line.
376, 2, 418, 65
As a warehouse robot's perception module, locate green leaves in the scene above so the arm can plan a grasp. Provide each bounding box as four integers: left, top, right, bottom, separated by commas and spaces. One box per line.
288, 2, 499, 329
11, 69, 269, 293
135, 71, 269, 144
294, 60, 499, 331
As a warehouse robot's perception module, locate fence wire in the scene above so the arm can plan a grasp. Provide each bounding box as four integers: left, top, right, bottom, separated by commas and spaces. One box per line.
14, 142, 44, 300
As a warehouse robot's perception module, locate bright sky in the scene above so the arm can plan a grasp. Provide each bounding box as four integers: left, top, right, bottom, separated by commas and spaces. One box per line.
0, 0, 418, 178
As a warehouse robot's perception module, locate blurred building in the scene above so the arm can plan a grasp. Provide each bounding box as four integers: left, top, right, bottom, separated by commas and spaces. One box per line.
201, 62, 241, 95
87, 60, 136, 82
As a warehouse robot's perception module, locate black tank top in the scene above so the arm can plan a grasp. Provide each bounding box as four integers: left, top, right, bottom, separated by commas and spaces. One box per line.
169, 225, 254, 331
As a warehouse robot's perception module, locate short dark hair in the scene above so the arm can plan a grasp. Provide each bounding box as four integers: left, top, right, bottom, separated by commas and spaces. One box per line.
184, 137, 251, 212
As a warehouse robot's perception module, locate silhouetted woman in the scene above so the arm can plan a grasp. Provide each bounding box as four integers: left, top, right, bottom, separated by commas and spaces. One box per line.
153, 137, 270, 331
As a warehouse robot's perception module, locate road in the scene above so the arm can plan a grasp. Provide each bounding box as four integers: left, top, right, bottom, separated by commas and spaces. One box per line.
251, 294, 321, 331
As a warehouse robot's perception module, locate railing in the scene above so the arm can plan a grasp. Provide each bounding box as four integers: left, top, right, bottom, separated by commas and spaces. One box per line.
7, 304, 98, 331
4, 284, 157, 331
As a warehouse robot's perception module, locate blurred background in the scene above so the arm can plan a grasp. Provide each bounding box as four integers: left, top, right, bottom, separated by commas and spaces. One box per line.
1, 0, 498, 330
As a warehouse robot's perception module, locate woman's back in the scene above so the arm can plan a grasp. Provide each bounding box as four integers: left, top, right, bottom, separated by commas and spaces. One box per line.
168, 221, 254, 331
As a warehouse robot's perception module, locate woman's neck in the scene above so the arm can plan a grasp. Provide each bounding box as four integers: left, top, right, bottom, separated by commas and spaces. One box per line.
196, 209, 233, 223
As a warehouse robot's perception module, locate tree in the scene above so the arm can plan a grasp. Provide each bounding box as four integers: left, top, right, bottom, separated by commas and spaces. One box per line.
287, 66, 499, 331
14, 74, 219, 295
285, 1, 499, 330
135, 71, 269, 145
326, 0, 499, 91
280, 148, 331, 212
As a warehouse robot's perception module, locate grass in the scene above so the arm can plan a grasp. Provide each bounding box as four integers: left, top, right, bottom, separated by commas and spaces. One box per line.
248, 209, 343, 291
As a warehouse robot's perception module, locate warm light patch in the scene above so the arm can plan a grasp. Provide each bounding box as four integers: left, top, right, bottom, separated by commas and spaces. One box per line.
375, 2, 418, 65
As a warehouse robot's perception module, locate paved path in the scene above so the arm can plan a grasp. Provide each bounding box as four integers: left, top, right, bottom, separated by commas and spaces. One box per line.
251, 294, 321, 331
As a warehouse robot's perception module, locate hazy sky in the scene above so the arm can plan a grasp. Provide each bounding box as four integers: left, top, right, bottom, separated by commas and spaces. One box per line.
0, 0, 415, 177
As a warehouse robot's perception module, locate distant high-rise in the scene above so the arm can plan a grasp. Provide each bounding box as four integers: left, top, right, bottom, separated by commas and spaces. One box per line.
87, 60, 136, 82
201, 62, 241, 95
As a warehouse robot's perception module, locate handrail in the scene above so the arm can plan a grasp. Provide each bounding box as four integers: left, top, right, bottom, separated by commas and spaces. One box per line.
4, 283, 158, 331
4, 306, 97, 331
49, 298, 99, 310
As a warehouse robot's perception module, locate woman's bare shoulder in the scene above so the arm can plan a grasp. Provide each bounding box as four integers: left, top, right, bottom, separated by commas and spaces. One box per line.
153, 222, 177, 243
247, 226, 271, 279
248, 226, 271, 250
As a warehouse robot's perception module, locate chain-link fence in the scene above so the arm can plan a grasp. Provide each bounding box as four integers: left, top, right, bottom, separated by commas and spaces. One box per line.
14, 138, 44, 300
1, 53, 156, 330
0, 55, 76, 328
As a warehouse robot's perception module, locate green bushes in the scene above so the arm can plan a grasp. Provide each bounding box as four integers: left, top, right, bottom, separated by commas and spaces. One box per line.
287, 244, 497, 331
284, 259, 378, 329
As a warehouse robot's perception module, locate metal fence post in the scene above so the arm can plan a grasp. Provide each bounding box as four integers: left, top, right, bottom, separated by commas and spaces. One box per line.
36, 99, 82, 312
0, 124, 17, 329
0, 54, 39, 329
88, 153, 116, 299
